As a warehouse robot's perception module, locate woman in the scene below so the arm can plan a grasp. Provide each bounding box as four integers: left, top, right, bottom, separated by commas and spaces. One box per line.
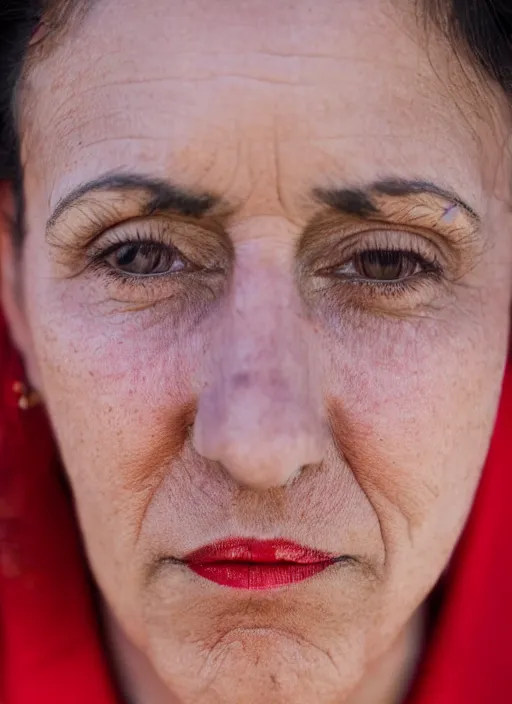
0, 0, 511, 702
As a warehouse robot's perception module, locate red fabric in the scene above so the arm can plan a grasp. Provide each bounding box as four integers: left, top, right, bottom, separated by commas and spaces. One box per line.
0, 310, 119, 704
408, 362, 512, 703
0, 305, 510, 703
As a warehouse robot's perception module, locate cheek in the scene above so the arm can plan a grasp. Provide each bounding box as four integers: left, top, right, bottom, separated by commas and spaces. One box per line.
323, 305, 507, 571
23, 281, 201, 534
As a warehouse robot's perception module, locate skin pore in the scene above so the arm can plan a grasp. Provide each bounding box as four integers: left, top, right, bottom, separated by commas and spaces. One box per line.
1, 0, 512, 702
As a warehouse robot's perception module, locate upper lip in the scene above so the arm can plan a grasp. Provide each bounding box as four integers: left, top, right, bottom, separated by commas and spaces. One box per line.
182, 538, 336, 565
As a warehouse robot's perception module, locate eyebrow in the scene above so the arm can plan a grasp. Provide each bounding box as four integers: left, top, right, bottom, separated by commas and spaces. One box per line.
47, 172, 480, 236
47, 172, 221, 232
313, 178, 480, 223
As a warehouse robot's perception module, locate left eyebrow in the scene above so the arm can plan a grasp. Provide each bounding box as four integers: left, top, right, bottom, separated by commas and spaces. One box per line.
46, 171, 222, 234
313, 177, 481, 224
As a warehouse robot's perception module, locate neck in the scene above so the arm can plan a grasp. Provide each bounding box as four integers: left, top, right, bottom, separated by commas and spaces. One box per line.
102, 604, 425, 704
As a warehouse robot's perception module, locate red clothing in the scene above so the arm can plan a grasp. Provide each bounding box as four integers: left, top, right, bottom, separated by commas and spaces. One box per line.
0, 308, 511, 703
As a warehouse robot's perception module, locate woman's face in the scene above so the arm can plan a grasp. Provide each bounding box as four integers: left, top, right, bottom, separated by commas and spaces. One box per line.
2, 0, 512, 701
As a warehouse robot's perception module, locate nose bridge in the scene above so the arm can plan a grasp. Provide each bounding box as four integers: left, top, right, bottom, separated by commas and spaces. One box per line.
193, 240, 326, 490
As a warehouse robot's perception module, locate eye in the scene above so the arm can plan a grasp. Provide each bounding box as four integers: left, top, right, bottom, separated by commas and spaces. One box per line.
103, 241, 191, 276
336, 249, 425, 282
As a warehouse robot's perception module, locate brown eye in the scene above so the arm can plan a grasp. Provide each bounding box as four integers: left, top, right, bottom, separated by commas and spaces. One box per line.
349, 250, 421, 281
104, 242, 189, 276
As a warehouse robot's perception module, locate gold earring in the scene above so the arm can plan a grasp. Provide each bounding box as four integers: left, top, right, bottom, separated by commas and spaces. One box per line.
12, 381, 42, 410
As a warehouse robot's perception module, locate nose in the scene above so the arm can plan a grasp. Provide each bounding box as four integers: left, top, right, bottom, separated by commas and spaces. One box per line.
193, 242, 327, 490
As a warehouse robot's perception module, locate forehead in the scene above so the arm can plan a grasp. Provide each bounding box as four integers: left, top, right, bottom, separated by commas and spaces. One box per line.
21, 0, 500, 217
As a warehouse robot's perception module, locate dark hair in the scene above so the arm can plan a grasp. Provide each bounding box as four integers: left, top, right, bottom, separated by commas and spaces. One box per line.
0, 0, 511, 244
427, 1, 512, 93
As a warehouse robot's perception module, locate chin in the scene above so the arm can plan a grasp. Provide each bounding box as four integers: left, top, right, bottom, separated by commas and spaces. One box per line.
148, 626, 363, 704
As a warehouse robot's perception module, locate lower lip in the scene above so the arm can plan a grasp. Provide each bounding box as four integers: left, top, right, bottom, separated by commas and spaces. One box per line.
187, 561, 333, 589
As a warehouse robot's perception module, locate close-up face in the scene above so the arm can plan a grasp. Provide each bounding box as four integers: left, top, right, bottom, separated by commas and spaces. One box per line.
2, 0, 512, 702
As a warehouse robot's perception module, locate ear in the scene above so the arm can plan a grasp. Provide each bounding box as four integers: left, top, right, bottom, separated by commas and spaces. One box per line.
0, 180, 42, 391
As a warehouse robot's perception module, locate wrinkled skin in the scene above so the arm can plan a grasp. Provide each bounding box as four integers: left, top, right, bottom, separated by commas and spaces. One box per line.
2, 0, 512, 702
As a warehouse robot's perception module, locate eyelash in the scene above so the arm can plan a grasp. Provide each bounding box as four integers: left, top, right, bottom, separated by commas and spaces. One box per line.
330, 247, 442, 286
85, 228, 444, 301
86, 230, 195, 285
312, 226, 445, 296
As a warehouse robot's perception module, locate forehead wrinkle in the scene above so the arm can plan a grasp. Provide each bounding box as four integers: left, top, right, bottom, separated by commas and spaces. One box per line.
19, 0, 505, 240
19, 2, 477, 133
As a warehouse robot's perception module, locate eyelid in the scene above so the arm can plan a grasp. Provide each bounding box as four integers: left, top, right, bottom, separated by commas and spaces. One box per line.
300, 224, 444, 275
87, 214, 209, 250
79, 222, 230, 306
86, 221, 179, 258
54, 214, 233, 275
46, 193, 149, 249
337, 227, 439, 254
299, 201, 482, 267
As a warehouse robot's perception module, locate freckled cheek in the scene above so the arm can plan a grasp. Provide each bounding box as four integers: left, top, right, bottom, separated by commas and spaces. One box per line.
323, 316, 500, 462
30, 311, 200, 470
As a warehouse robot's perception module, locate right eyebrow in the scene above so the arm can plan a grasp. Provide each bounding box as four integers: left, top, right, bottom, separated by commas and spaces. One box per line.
46, 171, 222, 235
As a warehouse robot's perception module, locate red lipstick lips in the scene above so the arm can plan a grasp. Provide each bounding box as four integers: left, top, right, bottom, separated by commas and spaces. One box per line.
183, 538, 336, 590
